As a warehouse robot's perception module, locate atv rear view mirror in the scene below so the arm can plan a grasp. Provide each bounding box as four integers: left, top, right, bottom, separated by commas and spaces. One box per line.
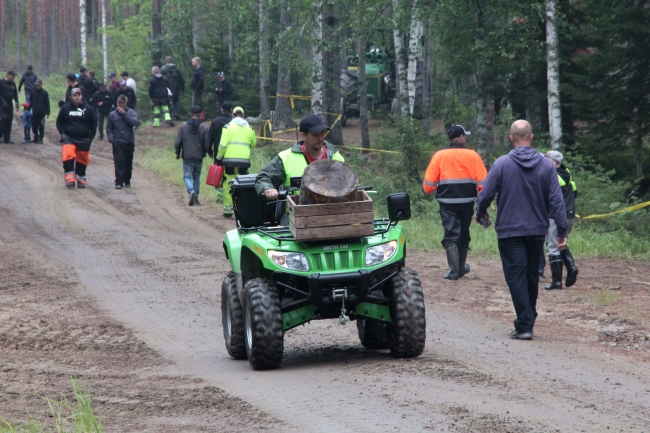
387, 193, 411, 221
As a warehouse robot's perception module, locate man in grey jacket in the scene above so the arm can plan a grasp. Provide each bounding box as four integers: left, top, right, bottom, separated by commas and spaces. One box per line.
476, 120, 567, 341
175, 105, 210, 206
106, 95, 138, 189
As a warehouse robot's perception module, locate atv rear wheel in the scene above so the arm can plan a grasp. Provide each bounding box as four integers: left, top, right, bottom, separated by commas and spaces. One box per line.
387, 267, 426, 357
221, 271, 246, 359
357, 318, 389, 350
243, 278, 284, 370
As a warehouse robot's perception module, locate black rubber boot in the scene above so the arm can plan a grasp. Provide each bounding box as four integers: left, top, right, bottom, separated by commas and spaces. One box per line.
561, 247, 579, 287
545, 255, 563, 290
458, 247, 470, 277
444, 243, 460, 280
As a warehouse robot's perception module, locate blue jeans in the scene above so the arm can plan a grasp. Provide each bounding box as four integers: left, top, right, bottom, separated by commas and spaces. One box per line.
183, 159, 202, 197
498, 235, 545, 333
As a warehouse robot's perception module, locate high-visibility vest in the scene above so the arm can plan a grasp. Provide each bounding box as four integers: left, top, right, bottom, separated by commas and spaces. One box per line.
218, 122, 257, 166
557, 168, 577, 192
278, 145, 344, 186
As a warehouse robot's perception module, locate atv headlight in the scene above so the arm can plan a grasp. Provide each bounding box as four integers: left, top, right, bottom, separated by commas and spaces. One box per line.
365, 241, 398, 266
268, 251, 310, 271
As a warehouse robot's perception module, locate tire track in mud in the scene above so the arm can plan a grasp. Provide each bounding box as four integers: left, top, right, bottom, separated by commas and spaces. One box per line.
1, 135, 650, 432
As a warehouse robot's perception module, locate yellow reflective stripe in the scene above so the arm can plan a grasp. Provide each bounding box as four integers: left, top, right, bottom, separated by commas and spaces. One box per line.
558, 174, 567, 187
227, 141, 251, 147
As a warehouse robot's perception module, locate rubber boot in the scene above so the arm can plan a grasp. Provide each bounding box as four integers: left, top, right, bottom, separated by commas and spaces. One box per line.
443, 243, 460, 280
560, 247, 579, 287
458, 247, 470, 277
544, 255, 563, 290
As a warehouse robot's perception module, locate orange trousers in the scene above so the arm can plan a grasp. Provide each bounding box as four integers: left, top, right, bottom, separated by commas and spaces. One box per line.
62, 144, 90, 184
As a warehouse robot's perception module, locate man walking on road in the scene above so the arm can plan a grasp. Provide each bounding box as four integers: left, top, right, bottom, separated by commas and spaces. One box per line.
0, 71, 20, 144
175, 105, 210, 206
214, 72, 233, 114
106, 95, 138, 189
56, 87, 98, 189
160, 56, 185, 120
91, 82, 114, 141
423, 125, 487, 280
148, 66, 174, 128
208, 101, 232, 203
18, 65, 38, 104
216, 106, 256, 217
476, 120, 567, 340
190, 57, 205, 109
30, 80, 50, 144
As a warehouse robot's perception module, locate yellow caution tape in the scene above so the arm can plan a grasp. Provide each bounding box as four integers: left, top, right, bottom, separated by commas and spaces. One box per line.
579, 200, 650, 220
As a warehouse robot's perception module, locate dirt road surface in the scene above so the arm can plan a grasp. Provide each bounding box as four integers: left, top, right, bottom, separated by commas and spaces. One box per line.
1, 117, 650, 432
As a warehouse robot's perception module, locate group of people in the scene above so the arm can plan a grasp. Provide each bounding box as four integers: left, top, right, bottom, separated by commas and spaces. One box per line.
0, 69, 50, 144
423, 120, 579, 341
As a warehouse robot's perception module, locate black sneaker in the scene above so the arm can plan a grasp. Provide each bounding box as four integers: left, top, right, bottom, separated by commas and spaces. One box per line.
5, 141, 14, 144
189, 191, 196, 206
194, 198, 201, 205
223, 213, 233, 218
509, 330, 533, 340
165, 120, 175, 127
21, 139, 30, 143
115, 184, 123, 189
77, 181, 86, 189
125, 183, 131, 188
66, 182, 76, 189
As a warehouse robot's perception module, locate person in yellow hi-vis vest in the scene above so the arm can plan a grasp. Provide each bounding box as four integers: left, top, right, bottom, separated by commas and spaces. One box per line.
216, 106, 257, 217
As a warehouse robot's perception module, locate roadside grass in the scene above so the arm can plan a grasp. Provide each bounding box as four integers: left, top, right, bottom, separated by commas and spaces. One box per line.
590, 290, 623, 307
1, 376, 102, 433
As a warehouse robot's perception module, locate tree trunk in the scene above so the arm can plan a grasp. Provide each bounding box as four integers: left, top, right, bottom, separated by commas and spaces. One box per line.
0, 0, 5, 62
259, 0, 271, 120
16, 0, 22, 71
192, 0, 204, 53
392, 0, 408, 116
52, 0, 60, 73
358, 36, 370, 151
80, 0, 87, 67
311, 0, 324, 114
323, 3, 343, 146
635, 137, 643, 178
422, 17, 432, 138
28, 0, 34, 66
546, 0, 563, 150
476, 92, 494, 168
407, 2, 422, 117
152, 0, 162, 66
102, 0, 108, 81
299, 159, 359, 205
228, 0, 234, 63
273, 1, 295, 131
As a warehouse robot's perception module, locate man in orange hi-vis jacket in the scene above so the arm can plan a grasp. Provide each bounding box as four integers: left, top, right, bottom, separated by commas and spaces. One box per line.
423, 125, 487, 280
56, 87, 97, 188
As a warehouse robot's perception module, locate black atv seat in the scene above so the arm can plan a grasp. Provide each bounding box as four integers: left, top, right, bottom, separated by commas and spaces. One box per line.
231, 174, 285, 228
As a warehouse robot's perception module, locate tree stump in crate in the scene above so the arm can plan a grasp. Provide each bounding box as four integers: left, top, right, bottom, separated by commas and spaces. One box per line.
299, 159, 358, 205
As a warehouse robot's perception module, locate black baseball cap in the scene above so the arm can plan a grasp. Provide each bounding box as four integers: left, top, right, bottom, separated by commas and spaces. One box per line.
300, 114, 330, 133
447, 125, 471, 139
66, 73, 77, 81
121, 71, 129, 77
191, 105, 204, 114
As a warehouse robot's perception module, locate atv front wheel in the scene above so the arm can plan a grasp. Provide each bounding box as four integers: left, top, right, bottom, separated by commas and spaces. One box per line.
221, 271, 246, 359
243, 278, 284, 370
357, 318, 389, 350
387, 267, 426, 357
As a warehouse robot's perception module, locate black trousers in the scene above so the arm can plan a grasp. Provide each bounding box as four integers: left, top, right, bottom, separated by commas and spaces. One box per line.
439, 202, 475, 248
112, 141, 135, 186
98, 112, 109, 138
1, 105, 13, 142
171, 94, 181, 116
498, 235, 545, 333
32, 112, 46, 139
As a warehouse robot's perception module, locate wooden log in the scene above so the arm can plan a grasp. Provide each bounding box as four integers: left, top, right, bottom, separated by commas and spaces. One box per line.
299, 159, 358, 205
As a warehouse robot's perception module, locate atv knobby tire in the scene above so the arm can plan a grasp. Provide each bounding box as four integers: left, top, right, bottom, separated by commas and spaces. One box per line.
357, 318, 389, 350
387, 267, 426, 357
243, 278, 284, 370
221, 271, 246, 359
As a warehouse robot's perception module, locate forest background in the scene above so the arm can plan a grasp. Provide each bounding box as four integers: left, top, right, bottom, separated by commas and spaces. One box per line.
1, 0, 649, 255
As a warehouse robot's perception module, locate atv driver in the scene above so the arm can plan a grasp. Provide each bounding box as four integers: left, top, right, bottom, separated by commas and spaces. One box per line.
254, 114, 344, 199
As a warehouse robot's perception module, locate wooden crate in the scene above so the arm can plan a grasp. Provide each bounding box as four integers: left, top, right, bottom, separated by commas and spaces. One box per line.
287, 190, 374, 241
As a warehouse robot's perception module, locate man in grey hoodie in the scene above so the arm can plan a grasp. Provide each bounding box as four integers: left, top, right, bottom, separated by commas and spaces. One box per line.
175, 105, 210, 206
106, 95, 138, 189
476, 120, 567, 340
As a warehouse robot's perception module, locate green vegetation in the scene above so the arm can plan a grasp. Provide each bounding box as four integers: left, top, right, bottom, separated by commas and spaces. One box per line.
591, 290, 623, 307
1, 376, 102, 433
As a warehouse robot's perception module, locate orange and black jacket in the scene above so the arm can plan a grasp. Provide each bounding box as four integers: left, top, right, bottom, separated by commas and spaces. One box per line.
423, 143, 487, 204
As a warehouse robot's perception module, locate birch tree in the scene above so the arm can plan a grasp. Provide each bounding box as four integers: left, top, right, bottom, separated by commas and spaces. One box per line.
80, 0, 87, 67
16, 0, 22, 71
392, 0, 408, 116
311, 0, 324, 114
152, 0, 163, 66
545, 0, 562, 150
259, 0, 271, 121
407, 2, 422, 117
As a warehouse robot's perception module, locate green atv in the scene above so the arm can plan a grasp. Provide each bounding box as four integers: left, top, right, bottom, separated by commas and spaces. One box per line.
221, 175, 426, 370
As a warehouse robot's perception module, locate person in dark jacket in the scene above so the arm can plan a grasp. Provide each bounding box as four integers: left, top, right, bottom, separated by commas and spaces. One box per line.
0, 71, 20, 144
207, 102, 232, 203
106, 95, 138, 189
88, 70, 101, 95
60, 73, 83, 107
56, 87, 98, 188
214, 72, 233, 113
18, 65, 38, 103
114, 80, 137, 110
190, 57, 205, 108
91, 82, 114, 141
160, 56, 185, 120
543, 150, 579, 290
175, 105, 209, 206
148, 66, 174, 127
77, 68, 95, 102
108, 72, 120, 94
476, 120, 567, 341
30, 80, 50, 144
